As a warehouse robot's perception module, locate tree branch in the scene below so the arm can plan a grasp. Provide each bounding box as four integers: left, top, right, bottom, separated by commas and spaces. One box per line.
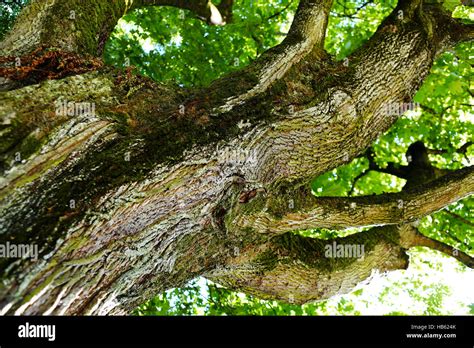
212, 0, 334, 113
207, 223, 472, 304
443, 210, 474, 228
335, 0, 474, 164
236, 0, 474, 186
348, 169, 370, 196
230, 166, 474, 232
205, 226, 410, 304
349, 149, 409, 195
399, 224, 473, 268
427, 141, 473, 164
331, 0, 375, 19
366, 148, 408, 179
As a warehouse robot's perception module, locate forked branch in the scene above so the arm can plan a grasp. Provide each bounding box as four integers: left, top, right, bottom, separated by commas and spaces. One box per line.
230, 166, 474, 232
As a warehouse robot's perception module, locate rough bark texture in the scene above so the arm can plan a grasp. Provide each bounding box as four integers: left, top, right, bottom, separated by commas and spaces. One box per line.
0, 0, 473, 315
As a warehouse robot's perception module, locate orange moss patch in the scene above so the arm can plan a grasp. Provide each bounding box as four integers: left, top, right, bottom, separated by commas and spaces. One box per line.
0, 46, 103, 82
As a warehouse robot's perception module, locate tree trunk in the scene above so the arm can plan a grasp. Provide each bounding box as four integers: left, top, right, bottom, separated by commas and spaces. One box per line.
0, 0, 473, 315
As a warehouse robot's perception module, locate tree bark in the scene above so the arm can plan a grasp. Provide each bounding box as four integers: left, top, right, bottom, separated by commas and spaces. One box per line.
0, 0, 473, 315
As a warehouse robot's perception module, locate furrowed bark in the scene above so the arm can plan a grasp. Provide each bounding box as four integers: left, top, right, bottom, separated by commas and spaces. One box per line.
206, 224, 473, 304
228, 166, 474, 233
206, 226, 411, 304
0, 0, 472, 314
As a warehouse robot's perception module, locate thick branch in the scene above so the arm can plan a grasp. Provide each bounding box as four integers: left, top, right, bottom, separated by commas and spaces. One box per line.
205, 226, 409, 304
211, 0, 333, 113
211, 0, 473, 185
207, 223, 472, 304
230, 166, 474, 232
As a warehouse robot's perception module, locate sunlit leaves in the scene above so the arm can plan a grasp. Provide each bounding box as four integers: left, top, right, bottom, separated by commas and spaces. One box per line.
134, 280, 206, 315
325, 0, 396, 59
418, 197, 474, 256
134, 278, 328, 316
105, 0, 297, 87
452, 4, 474, 21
